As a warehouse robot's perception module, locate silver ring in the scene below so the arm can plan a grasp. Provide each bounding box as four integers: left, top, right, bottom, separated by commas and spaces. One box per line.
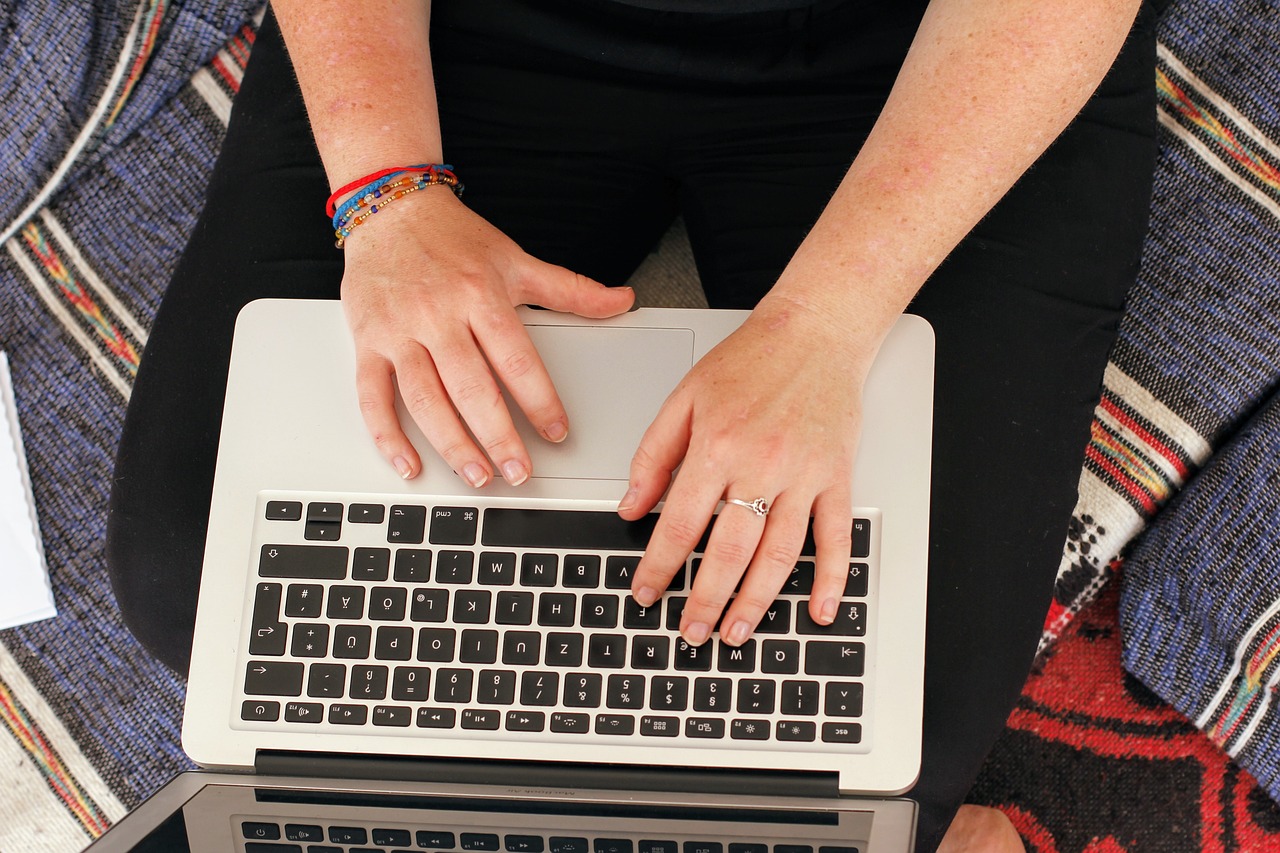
726, 497, 770, 518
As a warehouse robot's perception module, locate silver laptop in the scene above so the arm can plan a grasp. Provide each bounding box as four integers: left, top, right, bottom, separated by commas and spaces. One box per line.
89, 299, 934, 852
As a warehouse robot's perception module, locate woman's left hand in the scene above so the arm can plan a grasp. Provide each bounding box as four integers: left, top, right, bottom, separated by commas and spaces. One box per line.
619, 292, 876, 648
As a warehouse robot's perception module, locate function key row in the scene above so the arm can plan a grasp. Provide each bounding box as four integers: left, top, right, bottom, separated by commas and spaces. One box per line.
266, 500, 479, 546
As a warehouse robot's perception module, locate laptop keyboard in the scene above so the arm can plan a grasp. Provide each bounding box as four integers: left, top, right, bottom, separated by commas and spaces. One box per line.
237, 493, 877, 753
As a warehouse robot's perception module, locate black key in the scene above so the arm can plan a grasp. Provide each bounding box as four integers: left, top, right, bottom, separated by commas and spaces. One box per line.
804, 641, 865, 677
502, 631, 542, 666
550, 712, 591, 733
623, 597, 662, 630
595, 714, 636, 736
606, 674, 645, 709
604, 555, 639, 589
641, 843, 678, 853
545, 632, 584, 667
692, 678, 732, 713
595, 839, 635, 853
483, 508, 657, 551
728, 846, 768, 853
348, 503, 385, 524
478, 551, 517, 585
495, 591, 535, 625
761, 640, 801, 675
283, 702, 322, 723
351, 547, 391, 581
756, 600, 791, 634
736, 679, 775, 714
329, 827, 367, 845
462, 833, 502, 851
265, 501, 302, 521
507, 835, 545, 853
730, 718, 769, 740
460, 629, 499, 664
685, 843, 722, 853
797, 603, 866, 636
368, 586, 408, 621
243, 822, 282, 840
306, 663, 346, 698
562, 555, 601, 588
477, 669, 516, 704
780, 562, 814, 595
650, 676, 689, 711
374, 828, 413, 847
388, 504, 427, 544
685, 717, 725, 739
588, 634, 627, 668
781, 680, 820, 716
373, 705, 413, 727
552, 839, 589, 853
418, 628, 457, 662
244, 661, 303, 696
845, 563, 869, 597
717, 639, 756, 673
333, 624, 372, 659
417, 707, 456, 728
799, 518, 871, 558
395, 549, 433, 582
824, 682, 863, 717
462, 708, 502, 730
259, 544, 347, 579
563, 673, 603, 707
285, 825, 324, 842
284, 583, 323, 618
775, 846, 813, 853
436, 550, 475, 584
430, 505, 479, 545
328, 703, 367, 725
375, 625, 414, 661
453, 589, 493, 623
349, 664, 389, 700
326, 585, 365, 619
631, 636, 670, 670
538, 592, 577, 627
392, 666, 432, 702
821, 722, 863, 743
776, 720, 817, 742
664, 597, 686, 631
305, 502, 343, 541
520, 671, 559, 706
419, 831, 458, 849
436, 668, 474, 702
506, 710, 546, 732
674, 638, 713, 672
581, 594, 619, 628
521, 553, 558, 587
241, 700, 280, 722
249, 583, 287, 656
411, 588, 449, 622
640, 715, 679, 737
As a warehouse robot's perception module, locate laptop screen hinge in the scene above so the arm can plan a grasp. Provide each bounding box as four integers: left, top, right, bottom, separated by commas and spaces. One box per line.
254, 752, 841, 800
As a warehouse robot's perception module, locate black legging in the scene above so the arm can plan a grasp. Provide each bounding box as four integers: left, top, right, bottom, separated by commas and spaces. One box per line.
106, 2, 1160, 849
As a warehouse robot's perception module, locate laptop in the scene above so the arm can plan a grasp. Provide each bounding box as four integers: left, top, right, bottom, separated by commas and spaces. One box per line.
87, 298, 934, 852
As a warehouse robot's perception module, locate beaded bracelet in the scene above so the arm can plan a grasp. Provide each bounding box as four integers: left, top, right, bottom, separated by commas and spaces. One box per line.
333, 171, 463, 249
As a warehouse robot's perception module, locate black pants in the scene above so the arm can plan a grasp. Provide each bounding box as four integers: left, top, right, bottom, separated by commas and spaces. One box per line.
107, 2, 1159, 849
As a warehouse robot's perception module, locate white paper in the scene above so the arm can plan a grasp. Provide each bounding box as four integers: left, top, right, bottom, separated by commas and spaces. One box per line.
0, 352, 56, 630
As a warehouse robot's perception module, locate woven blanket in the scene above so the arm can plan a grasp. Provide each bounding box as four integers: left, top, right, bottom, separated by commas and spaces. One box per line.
0, 0, 1277, 850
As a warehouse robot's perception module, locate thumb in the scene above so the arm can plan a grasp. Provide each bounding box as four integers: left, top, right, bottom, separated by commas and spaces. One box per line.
518, 258, 636, 318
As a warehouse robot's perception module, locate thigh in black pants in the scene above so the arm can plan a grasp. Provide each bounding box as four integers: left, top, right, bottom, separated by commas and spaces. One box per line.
107, 3, 1159, 850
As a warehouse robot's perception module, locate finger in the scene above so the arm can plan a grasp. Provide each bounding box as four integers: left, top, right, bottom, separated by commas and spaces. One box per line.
809, 485, 855, 625
474, 310, 570, 443
517, 259, 635, 318
354, 352, 421, 480
617, 390, 693, 520
391, 344, 494, 488
718, 492, 811, 646
677, 491, 772, 646
629, 459, 723, 615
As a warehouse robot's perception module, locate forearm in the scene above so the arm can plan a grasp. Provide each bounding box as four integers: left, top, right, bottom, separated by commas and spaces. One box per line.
272, 0, 442, 190
771, 0, 1143, 354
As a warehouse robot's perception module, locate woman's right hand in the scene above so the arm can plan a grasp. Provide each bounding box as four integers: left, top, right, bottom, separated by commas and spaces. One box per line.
340, 189, 635, 486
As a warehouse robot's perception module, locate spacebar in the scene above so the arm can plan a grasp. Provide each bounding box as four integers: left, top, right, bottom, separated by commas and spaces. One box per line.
482, 509, 659, 551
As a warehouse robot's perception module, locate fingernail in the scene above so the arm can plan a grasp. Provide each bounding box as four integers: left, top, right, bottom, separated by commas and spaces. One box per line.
617, 485, 639, 513
393, 456, 413, 479
634, 586, 659, 608
683, 621, 711, 646
462, 462, 489, 488
820, 597, 838, 624
502, 460, 529, 486
725, 620, 751, 646
544, 420, 568, 442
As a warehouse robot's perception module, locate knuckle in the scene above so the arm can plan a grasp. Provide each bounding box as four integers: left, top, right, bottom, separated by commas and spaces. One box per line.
756, 540, 801, 572
705, 539, 754, 568
451, 375, 501, 409
496, 346, 538, 381
660, 517, 707, 550
402, 385, 445, 418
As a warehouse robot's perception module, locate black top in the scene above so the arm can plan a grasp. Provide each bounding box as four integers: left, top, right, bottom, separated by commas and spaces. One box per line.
609, 0, 819, 10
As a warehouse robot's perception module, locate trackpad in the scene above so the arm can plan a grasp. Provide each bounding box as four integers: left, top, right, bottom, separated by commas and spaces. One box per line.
512, 324, 695, 481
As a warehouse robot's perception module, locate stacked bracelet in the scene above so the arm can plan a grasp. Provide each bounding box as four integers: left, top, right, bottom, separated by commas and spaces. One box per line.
328, 164, 464, 249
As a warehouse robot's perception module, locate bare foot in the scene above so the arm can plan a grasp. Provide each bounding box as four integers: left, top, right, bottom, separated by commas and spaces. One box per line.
936, 805, 1026, 853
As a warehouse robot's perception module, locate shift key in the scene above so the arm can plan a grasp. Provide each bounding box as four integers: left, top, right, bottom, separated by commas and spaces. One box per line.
259, 544, 348, 579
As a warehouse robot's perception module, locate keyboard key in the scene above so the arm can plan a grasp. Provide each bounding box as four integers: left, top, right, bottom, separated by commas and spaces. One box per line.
674, 638, 713, 672
640, 715, 679, 737
781, 680, 821, 716
283, 701, 322, 723
284, 825, 324, 842
545, 633, 584, 667
483, 508, 657, 551
373, 705, 413, 727
604, 555, 639, 589
650, 677, 689, 712
374, 828, 413, 847
417, 707, 457, 728
333, 624, 372, 659
326, 586, 365, 619
799, 518, 871, 558
736, 679, 775, 714
824, 682, 863, 717
495, 591, 535, 625
631, 636, 670, 670
821, 722, 863, 743
244, 661, 303, 696
804, 641, 865, 677
551, 712, 591, 733
304, 524, 340, 543
436, 668, 474, 703
693, 678, 732, 713
329, 827, 367, 845
460, 629, 500, 664
241, 700, 280, 722
328, 703, 368, 725
502, 631, 542, 666
265, 501, 302, 521
845, 563, 869, 597
305, 502, 343, 540
521, 553, 559, 587
756, 601, 791, 634
392, 666, 432, 702
388, 504, 427, 544
797, 603, 866, 636
664, 597, 686, 631
781, 563, 814, 595
776, 720, 817, 742
641, 843, 678, 853
430, 506, 479, 545
624, 598, 662, 630
259, 544, 347, 580
349, 664, 388, 700
506, 710, 546, 732
761, 640, 800, 675
479, 551, 517, 585
520, 671, 559, 705
685, 843, 722, 853
462, 708, 501, 730
538, 592, 577, 627
564, 673, 603, 707
730, 718, 769, 740
729, 845, 768, 853
436, 550, 475, 583
595, 839, 635, 853
453, 589, 493, 623
411, 588, 449, 622
685, 717, 725, 739
775, 846, 813, 853
375, 625, 414, 661
606, 674, 645, 709
351, 547, 391, 581
419, 831, 458, 848
581, 594, 619, 628
395, 549, 433, 582
306, 663, 346, 698
348, 502, 385, 524
588, 634, 627, 669
551, 839, 589, 853
249, 583, 286, 656
595, 714, 636, 736
717, 639, 756, 673
477, 669, 516, 704
284, 583, 323, 618
368, 586, 408, 620
242, 822, 282, 840
462, 833, 502, 851
418, 628, 457, 662
562, 555, 601, 588
507, 835, 545, 853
